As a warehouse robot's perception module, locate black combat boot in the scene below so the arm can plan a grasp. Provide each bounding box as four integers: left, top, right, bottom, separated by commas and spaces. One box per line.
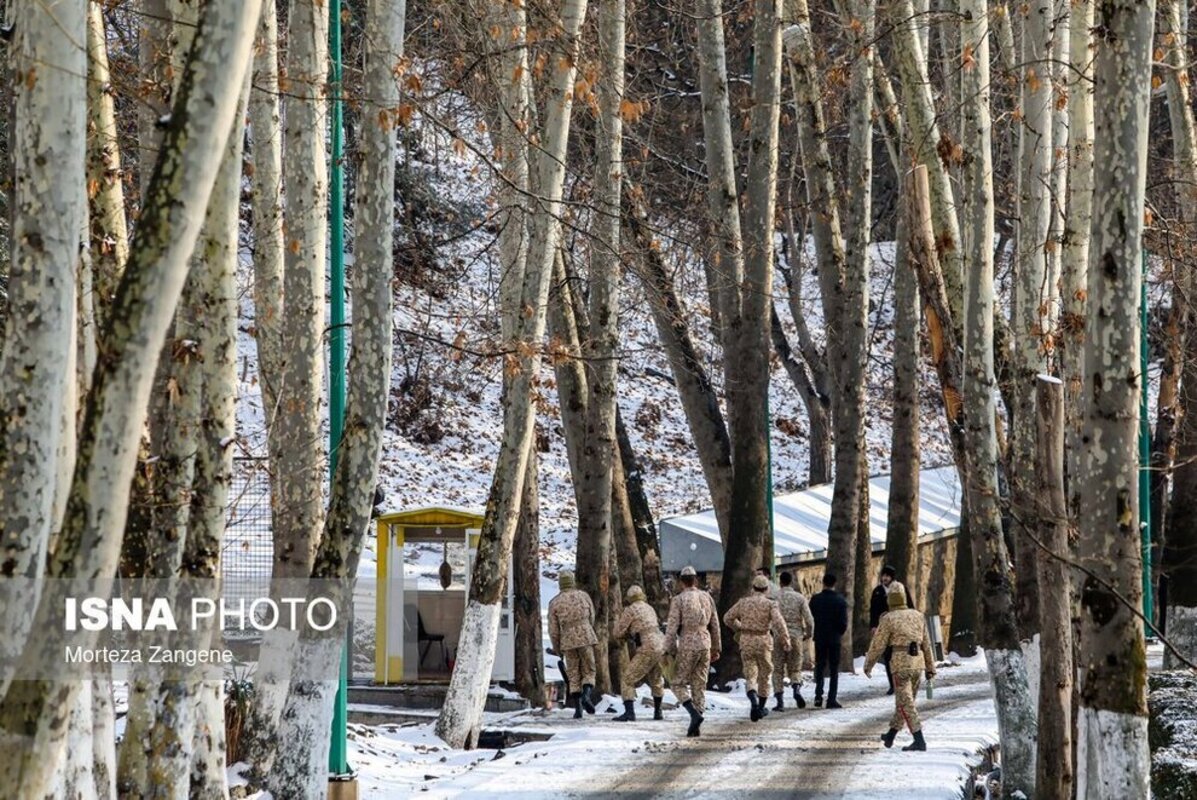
902, 730, 927, 751
613, 699, 636, 722
773, 692, 785, 711
682, 700, 703, 737
793, 685, 806, 709
748, 690, 761, 722
880, 728, 899, 748
826, 699, 843, 709
653, 696, 664, 720
581, 684, 596, 715
571, 692, 582, 719
814, 695, 823, 708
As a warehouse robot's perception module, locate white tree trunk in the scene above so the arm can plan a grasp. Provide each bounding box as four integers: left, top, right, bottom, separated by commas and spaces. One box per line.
1010, 0, 1055, 641
0, 0, 86, 701
243, 0, 330, 772
1075, 0, 1154, 794
267, 0, 404, 789
437, 0, 589, 749
957, 0, 1038, 793
249, 0, 285, 422
1061, 0, 1094, 512
272, 0, 329, 582
86, 1, 130, 324
887, 0, 965, 335
0, 1, 262, 793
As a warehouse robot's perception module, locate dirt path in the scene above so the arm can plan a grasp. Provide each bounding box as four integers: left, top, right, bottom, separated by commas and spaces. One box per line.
573, 669, 994, 799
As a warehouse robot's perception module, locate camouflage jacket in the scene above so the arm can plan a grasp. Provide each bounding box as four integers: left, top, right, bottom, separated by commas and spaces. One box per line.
548, 588, 597, 651
724, 594, 791, 650
776, 586, 814, 640
864, 607, 935, 675
664, 588, 720, 654
614, 600, 665, 653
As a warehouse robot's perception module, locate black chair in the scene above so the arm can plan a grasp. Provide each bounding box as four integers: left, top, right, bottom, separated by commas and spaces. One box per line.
418, 612, 446, 669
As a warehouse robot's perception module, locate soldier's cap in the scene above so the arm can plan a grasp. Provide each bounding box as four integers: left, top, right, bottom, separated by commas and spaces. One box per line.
679, 565, 697, 577
626, 584, 646, 603
881, 564, 897, 578
887, 583, 908, 609
752, 574, 770, 591
558, 570, 576, 590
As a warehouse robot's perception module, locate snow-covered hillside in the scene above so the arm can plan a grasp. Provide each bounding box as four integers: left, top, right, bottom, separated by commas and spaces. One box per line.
233, 88, 955, 579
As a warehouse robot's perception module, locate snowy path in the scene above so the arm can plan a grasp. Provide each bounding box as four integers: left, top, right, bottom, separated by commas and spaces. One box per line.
579, 669, 993, 799
350, 657, 998, 798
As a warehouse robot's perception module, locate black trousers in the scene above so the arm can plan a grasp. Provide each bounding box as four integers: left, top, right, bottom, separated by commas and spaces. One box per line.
813, 640, 840, 702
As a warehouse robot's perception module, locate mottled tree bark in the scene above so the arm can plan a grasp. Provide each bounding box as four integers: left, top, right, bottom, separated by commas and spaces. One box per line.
242, 0, 330, 771
1075, 3, 1154, 794
1061, 0, 1094, 517
1010, 0, 1055, 641
958, 0, 1037, 787
0, 0, 86, 699
437, 0, 588, 749
0, 1, 262, 791
86, 1, 130, 328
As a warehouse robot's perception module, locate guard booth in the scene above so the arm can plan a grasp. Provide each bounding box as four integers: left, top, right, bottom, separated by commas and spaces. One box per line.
373, 507, 514, 684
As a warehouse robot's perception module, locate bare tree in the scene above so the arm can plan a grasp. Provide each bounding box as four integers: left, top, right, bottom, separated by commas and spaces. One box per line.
1060, 0, 1094, 512
437, 0, 589, 749
1074, 0, 1154, 794
957, 0, 1037, 788
265, 1, 404, 792
574, 0, 627, 697
0, 1, 262, 791
0, 0, 85, 700
1010, 0, 1055, 643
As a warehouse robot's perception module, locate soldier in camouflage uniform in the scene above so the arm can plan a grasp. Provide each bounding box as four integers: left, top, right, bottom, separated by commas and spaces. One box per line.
724, 574, 791, 722
612, 585, 665, 722
548, 570, 598, 719
771, 571, 814, 710
664, 566, 721, 737
864, 588, 936, 751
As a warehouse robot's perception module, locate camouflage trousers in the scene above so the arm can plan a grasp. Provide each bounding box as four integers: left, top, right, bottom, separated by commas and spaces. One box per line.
741, 634, 774, 697
621, 646, 665, 700
772, 638, 804, 692
891, 669, 923, 732
671, 647, 711, 713
564, 645, 596, 691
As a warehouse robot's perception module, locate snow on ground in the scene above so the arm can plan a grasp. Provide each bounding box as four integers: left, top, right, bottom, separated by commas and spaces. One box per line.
342, 653, 997, 798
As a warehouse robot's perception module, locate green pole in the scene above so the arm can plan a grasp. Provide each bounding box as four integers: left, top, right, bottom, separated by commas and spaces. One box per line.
1140, 249, 1154, 631
328, 0, 350, 777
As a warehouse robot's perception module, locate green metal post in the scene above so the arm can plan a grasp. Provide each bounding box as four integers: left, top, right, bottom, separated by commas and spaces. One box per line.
328, 0, 350, 777
1141, 249, 1154, 630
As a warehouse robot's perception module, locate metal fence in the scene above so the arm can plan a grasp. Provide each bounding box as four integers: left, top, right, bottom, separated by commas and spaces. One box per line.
222, 458, 273, 639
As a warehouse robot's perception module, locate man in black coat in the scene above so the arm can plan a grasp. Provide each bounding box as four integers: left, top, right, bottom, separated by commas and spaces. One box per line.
869, 565, 913, 695
809, 572, 849, 708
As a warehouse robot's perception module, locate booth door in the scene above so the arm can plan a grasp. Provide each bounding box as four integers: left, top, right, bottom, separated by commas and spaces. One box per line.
465, 530, 515, 681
